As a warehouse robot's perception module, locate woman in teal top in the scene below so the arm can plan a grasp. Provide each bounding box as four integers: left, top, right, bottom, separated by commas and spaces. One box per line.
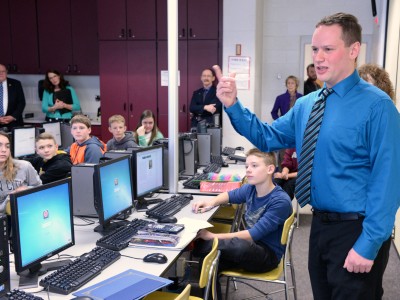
42, 70, 81, 121
134, 110, 164, 146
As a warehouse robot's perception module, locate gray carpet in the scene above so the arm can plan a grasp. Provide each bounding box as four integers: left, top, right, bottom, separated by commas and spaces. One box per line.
183, 214, 400, 299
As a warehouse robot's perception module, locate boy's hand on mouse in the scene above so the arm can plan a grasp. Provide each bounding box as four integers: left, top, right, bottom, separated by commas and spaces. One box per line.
192, 200, 209, 213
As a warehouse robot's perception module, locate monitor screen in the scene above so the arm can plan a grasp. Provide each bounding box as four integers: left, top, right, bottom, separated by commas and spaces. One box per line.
11, 178, 75, 287
132, 144, 164, 201
42, 122, 62, 146
93, 155, 134, 234
12, 127, 36, 158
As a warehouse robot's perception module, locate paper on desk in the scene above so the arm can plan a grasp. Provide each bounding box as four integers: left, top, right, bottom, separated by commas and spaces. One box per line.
177, 217, 214, 233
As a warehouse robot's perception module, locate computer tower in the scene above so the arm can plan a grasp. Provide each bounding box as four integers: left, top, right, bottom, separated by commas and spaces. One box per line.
182, 139, 198, 176
197, 133, 211, 166
71, 164, 97, 217
60, 122, 74, 148
0, 214, 10, 297
207, 127, 222, 156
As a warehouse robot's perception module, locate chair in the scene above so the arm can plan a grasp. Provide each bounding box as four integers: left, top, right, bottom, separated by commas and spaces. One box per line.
211, 203, 245, 233
144, 238, 221, 300
220, 211, 297, 300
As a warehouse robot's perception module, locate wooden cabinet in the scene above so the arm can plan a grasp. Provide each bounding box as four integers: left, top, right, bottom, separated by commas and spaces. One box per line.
99, 41, 157, 141
157, 0, 219, 40
98, 0, 156, 40
157, 40, 219, 133
0, 0, 39, 74
37, 0, 98, 75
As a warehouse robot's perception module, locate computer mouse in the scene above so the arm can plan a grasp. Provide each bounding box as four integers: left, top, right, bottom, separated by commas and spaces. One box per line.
158, 216, 178, 223
183, 193, 193, 200
72, 296, 94, 300
143, 252, 168, 264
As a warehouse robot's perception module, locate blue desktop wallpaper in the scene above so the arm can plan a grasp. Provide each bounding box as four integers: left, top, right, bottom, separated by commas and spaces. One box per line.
17, 183, 73, 268
99, 159, 133, 221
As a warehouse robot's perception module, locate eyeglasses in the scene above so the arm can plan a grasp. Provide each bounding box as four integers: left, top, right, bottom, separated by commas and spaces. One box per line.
0, 70, 7, 74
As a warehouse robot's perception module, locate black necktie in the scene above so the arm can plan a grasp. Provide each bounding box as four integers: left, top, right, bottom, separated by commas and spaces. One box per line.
295, 88, 333, 207
0, 84, 4, 117
203, 89, 208, 103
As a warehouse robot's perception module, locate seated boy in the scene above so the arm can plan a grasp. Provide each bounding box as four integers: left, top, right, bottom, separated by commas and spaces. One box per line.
192, 148, 292, 274
106, 114, 138, 150
68, 115, 106, 164
29, 132, 73, 184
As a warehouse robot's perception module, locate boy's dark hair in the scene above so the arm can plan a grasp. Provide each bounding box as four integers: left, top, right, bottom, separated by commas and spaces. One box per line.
246, 148, 276, 166
316, 12, 362, 47
71, 114, 91, 128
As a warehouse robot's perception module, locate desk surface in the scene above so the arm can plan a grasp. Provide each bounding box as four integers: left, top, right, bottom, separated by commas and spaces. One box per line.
8, 194, 216, 299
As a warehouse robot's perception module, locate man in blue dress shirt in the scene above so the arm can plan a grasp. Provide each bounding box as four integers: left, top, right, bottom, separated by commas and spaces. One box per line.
213, 13, 400, 300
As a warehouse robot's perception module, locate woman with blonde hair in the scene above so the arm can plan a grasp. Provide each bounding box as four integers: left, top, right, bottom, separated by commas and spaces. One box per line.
0, 131, 41, 213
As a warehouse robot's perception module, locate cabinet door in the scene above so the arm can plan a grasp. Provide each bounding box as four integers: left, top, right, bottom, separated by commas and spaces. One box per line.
156, 0, 187, 40
71, 0, 99, 74
127, 41, 158, 129
157, 41, 188, 134
187, 40, 219, 129
188, 0, 219, 39
0, 0, 12, 69
97, 0, 126, 40
127, 0, 156, 40
99, 42, 129, 141
37, 0, 73, 73
9, 0, 39, 74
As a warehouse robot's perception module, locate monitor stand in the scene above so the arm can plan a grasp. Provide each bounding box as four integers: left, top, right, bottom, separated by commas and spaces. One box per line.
93, 220, 129, 235
18, 260, 72, 289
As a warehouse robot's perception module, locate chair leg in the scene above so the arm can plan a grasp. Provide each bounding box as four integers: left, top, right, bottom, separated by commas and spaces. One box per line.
296, 201, 300, 228
290, 258, 297, 300
225, 276, 231, 299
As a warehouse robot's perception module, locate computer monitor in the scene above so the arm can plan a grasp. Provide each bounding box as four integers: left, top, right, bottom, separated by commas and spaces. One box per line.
131, 145, 164, 207
93, 155, 134, 234
10, 178, 75, 288
11, 127, 36, 158
42, 121, 62, 147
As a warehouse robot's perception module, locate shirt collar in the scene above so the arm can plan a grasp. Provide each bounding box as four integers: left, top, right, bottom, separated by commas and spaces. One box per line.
325, 69, 360, 98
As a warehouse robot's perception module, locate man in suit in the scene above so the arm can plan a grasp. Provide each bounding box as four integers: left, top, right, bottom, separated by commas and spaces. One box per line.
0, 64, 26, 130
189, 68, 222, 128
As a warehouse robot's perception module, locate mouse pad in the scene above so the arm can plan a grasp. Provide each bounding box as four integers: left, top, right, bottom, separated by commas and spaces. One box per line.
73, 269, 172, 300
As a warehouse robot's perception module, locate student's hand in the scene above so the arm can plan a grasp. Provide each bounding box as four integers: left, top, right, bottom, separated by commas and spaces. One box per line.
204, 104, 217, 114
136, 125, 146, 136
192, 200, 212, 214
196, 229, 215, 240
343, 248, 374, 273
213, 65, 237, 108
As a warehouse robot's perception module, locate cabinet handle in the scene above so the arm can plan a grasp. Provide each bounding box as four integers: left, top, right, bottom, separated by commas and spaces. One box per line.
66, 65, 71, 73
128, 29, 135, 38
182, 104, 186, 113
189, 28, 196, 38
130, 104, 133, 111
119, 29, 125, 38
123, 103, 127, 111
179, 28, 185, 38
73, 65, 78, 73
13, 64, 18, 72
7, 64, 12, 71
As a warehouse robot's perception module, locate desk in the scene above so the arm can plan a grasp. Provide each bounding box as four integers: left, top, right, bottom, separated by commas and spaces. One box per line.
8, 194, 216, 299
178, 161, 247, 196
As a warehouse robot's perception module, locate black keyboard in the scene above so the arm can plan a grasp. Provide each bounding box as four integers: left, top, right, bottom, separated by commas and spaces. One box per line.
211, 155, 225, 165
39, 246, 120, 295
146, 195, 192, 219
3, 289, 44, 300
203, 163, 221, 174
182, 173, 209, 189
96, 218, 152, 251
222, 146, 236, 156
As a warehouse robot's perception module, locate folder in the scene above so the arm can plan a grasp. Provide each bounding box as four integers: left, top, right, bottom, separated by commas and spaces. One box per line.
73, 269, 172, 300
